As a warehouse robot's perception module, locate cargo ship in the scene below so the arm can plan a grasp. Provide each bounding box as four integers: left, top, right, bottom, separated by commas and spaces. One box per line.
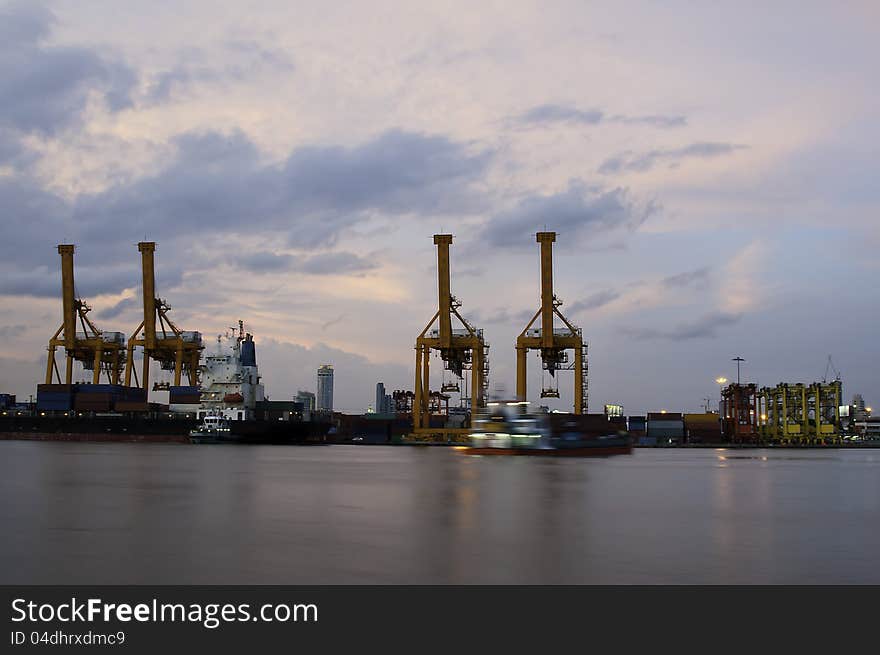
458, 400, 632, 456
1, 323, 331, 445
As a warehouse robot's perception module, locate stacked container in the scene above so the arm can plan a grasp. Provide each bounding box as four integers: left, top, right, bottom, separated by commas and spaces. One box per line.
114, 387, 149, 412
36, 384, 74, 411
647, 412, 684, 444
169, 386, 200, 404
683, 413, 721, 444
73, 384, 123, 412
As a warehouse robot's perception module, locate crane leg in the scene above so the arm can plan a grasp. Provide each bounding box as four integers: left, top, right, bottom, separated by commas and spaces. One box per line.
516, 346, 527, 402
92, 345, 102, 384
45, 347, 55, 385
413, 345, 423, 430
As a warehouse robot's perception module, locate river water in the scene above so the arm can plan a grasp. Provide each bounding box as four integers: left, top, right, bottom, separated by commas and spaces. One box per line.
2, 441, 878, 584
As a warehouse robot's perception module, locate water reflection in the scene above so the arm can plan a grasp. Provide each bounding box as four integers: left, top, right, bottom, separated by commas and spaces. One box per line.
1, 442, 879, 584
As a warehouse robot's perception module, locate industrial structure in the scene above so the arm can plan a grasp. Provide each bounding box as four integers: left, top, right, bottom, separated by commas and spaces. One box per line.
413, 234, 489, 437
757, 381, 842, 444
720, 383, 759, 443
516, 232, 588, 413
123, 242, 202, 390
45, 244, 126, 385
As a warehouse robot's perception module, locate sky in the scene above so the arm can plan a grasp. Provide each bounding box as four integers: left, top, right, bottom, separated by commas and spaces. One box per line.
0, 0, 877, 414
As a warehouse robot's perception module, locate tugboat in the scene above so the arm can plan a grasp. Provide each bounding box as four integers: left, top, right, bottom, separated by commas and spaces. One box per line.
460, 400, 632, 456
189, 415, 232, 443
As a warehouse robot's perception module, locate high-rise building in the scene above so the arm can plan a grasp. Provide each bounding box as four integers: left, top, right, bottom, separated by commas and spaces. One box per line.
853, 394, 867, 420
295, 390, 316, 412
376, 382, 385, 415
317, 365, 334, 412
375, 382, 393, 415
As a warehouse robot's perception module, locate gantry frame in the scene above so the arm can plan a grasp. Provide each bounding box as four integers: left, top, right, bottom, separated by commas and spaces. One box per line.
123, 242, 202, 390
45, 244, 125, 385
413, 234, 488, 433
515, 232, 588, 413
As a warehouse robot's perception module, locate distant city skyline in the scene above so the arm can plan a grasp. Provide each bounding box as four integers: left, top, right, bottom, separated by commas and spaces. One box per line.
0, 1, 877, 415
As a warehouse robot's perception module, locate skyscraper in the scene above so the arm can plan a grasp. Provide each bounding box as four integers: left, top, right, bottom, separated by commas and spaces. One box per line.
317, 365, 334, 412
295, 390, 316, 412
376, 382, 385, 415
375, 382, 393, 415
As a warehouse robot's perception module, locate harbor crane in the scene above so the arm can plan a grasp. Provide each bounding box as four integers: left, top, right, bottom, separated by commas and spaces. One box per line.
45, 244, 126, 385
123, 242, 203, 390
413, 234, 489, 433
515, 232, 588, 413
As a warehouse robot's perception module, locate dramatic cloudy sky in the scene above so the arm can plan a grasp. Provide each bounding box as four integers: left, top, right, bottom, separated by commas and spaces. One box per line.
1, 0, 877, 413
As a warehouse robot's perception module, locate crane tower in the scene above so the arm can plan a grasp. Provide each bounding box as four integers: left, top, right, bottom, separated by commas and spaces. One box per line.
515, 232, 588, 413
123, 242, 203, 390
45, 244, 126, 385
413, 234, 489, 434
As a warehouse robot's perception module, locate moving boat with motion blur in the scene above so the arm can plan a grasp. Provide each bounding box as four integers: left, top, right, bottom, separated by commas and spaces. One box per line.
459, 400, 632, 456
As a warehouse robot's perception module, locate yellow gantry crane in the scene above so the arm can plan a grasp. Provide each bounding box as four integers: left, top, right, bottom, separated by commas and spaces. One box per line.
413, 234, 488, 434
123, 242, 203, 390
516, 232, 588, 413
45, 245, 126, 384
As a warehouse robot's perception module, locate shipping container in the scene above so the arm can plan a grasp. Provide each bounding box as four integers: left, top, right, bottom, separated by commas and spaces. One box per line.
114, 401, 150, 412
37, 384, 74, 393
169, 386, 200, 394
36, 400, 72, 411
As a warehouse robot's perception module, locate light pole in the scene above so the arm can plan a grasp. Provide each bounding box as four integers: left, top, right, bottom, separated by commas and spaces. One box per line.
715, 377, 727, 414
732, 356, 745, 385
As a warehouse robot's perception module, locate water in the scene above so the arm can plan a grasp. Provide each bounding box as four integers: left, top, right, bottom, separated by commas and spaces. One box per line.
2, 442, 879, 584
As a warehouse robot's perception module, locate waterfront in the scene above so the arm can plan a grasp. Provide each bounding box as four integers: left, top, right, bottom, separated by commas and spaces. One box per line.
1, 442, 879, 584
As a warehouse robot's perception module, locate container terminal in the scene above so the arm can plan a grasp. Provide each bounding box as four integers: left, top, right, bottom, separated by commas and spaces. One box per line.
0, 236, 876, 446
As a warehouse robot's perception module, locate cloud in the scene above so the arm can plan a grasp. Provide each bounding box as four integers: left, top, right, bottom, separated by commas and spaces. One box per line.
233, 251, 296, 273
298, 252, 378, 275
0, 1, 136, 138
720, 241, 766, 313
472, 307, 536, 325
144, 40, 294, 104
232, 250, 378, 275
519, 104, 604, 125
72, 128, 490, 251
567, 290, 621, 314
2, 126, 488, 302
0, 325, 26, 338
517, 104, 686, 128
620, 311, 742, 341
609, 114, 688, 128
0, 261, 181, 300
599, 142, 746, 174
482, 181, 656, 248
96, 297, 137, 320
661, 266, 711, 288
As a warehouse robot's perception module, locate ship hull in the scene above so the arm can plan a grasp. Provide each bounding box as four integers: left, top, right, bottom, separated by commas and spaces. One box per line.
0, 415, 330, 445
460, 444, 632, 457
461, 434, 633, 457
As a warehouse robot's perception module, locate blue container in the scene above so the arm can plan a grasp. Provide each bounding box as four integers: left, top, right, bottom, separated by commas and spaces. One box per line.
169, 386, 200, 394
37, 400, 72, 411
75, 384, 124, 395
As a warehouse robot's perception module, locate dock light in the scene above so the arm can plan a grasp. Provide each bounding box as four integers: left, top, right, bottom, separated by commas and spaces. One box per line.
716, 377, 728, 385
